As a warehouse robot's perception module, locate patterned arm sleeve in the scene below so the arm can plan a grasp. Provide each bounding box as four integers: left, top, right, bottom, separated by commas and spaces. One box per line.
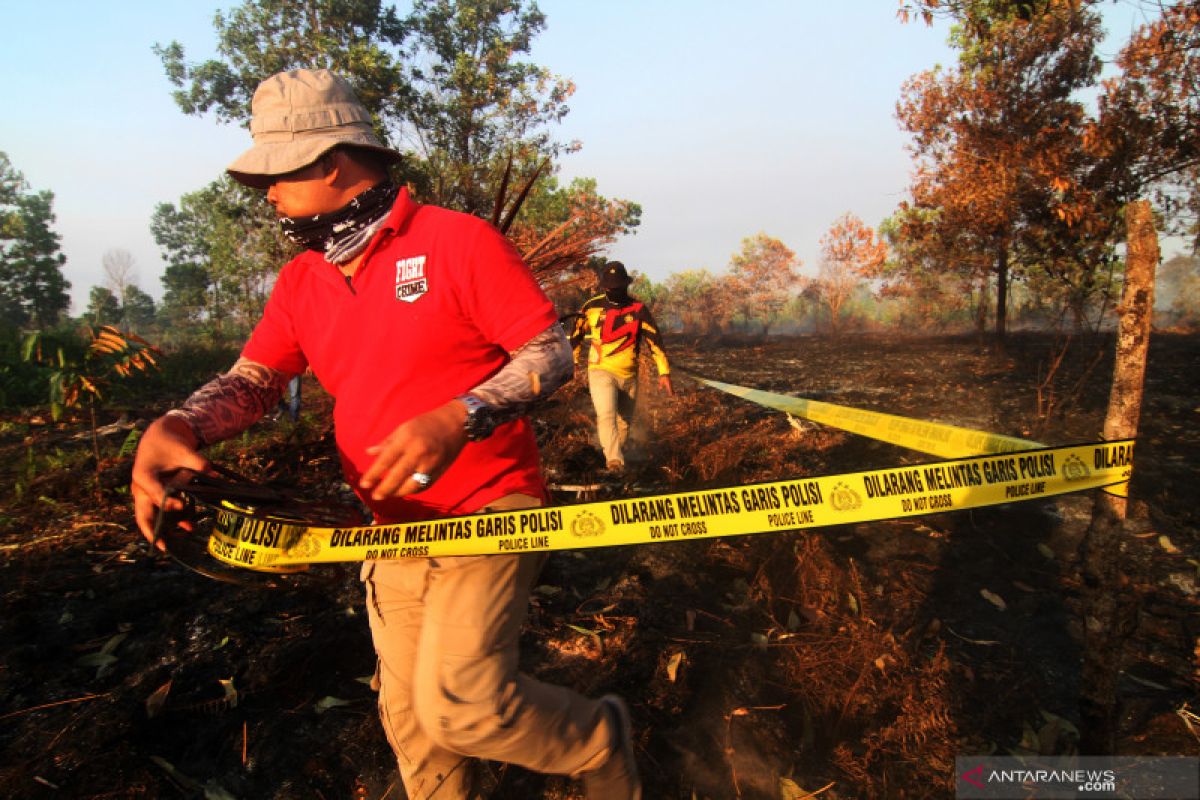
639, 306, 671, 375
163, 358, 292, 447
469, 322, 573, 424
566, 309, 589, 363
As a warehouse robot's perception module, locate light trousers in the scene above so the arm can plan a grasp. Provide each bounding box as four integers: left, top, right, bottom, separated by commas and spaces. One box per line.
587, 369, 638, 465
363, 494, 615, 799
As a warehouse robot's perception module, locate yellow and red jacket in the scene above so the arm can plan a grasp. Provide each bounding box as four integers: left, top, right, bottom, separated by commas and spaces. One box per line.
569, 295, 670, 381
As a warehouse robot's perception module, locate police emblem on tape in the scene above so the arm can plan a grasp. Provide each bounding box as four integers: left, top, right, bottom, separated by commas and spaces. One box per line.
571, 510, 605, 538
1061, 455, 1090, 481
395, 255, 428, 303
829, 481, 863, 512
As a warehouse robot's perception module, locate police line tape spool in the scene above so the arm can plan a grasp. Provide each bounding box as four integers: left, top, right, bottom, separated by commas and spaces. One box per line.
682, 372, 1129, 499
202, 440, 1134, 571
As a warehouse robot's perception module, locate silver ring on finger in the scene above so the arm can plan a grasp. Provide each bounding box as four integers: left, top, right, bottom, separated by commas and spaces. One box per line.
411, 471, 434, 488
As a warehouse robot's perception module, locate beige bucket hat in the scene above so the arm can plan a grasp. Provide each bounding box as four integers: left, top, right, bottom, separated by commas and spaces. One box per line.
226, 68, 402, 189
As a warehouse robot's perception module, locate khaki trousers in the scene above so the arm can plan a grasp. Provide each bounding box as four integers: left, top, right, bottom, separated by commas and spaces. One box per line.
588, 369, 638, 465
363, 494, 614, 799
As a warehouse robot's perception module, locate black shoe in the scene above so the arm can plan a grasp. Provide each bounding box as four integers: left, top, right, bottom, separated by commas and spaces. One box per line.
583, 695, 641, 799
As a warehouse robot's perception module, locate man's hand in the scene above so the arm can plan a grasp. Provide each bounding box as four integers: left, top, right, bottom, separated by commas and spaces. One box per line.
359, 400, 469, 501
131, 415, 210, 550
659, 375, 675, 397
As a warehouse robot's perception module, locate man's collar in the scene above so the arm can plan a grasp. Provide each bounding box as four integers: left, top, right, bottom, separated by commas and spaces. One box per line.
380, 186, 418, 233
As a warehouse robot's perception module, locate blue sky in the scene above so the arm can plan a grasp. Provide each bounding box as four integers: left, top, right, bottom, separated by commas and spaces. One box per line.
0, 1, 1157, 312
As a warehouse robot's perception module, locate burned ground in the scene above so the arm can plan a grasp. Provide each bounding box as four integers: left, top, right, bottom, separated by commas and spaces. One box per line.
0, 333, 1197, 799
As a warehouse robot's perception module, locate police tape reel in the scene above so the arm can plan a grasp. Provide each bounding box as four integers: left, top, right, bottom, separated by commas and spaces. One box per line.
151, 464, 367, 589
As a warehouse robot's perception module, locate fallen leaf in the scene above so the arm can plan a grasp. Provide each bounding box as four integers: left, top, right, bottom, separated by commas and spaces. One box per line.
945, 625, 1001, 646
750, 632, 769, 648
666, 651, 683, 683
787, 608, 802, 631
1037, 543, 1055, 560
1159, 535, 1182, 554
566, 623, 599, 638
847, 593, 860, 615
150, 756, 202, 792
76, 652, 118, 669
145, 680, 172, 719
218, 678, 238, 708
203, 782, 238, 800
1121, 671, 1170, 691
980, 589, 1007, 611
779, 777, 806, 799
779, 777, 835, 799
1040, 709, 1079, 739
1012, 581, 1036, 593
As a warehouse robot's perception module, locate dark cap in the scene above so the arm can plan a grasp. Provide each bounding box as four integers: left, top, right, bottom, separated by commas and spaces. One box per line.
599, 261, 632, 289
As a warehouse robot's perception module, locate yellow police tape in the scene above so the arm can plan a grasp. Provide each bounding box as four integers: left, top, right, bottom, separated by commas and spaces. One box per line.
206, 441, 1133, 572
685, 373, 1128, 498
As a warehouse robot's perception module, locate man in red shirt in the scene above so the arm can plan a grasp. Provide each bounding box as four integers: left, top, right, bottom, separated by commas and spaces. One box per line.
132, 69, 639, 800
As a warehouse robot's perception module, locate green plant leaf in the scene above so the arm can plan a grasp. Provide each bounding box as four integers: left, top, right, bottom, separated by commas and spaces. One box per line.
315, 696, 352, 713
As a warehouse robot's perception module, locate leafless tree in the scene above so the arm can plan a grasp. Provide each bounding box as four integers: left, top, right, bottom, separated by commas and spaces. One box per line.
102, 248, 138, 306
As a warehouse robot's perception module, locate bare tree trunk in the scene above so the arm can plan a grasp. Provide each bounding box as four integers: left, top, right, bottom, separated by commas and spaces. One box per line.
1078, 200, 1158, 754
996, 244, 1009, 340
1099, 200, 1157, 518
974, 277, 989, 338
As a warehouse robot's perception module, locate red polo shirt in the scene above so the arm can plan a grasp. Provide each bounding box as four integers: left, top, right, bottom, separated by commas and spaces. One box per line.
242, 188, 557, 523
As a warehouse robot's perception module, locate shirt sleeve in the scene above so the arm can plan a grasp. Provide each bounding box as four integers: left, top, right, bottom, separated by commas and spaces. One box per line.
568, 299, 595, 361
454, 217, 557, 352
241, 261, 310, 376
639, 305, 671, 375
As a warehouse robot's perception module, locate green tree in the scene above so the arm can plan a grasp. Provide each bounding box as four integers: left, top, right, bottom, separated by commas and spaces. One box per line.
400, 0, 575, 214
152, 177, 296, 340
158, 262, 212, 333
121, 286, 158, 335
85, 287, 121, 327
156, 0, 573, 216
0, 153, 71, 330
879, 207, 983, 331
155, 0, 408, 126
628, 272, 667, 318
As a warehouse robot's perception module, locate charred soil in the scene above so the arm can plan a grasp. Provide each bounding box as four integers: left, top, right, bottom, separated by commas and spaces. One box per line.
0, 333, 1197, 799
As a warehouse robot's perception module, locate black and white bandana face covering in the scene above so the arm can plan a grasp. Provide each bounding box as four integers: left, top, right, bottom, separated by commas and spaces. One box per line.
278, 182, 399, 265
